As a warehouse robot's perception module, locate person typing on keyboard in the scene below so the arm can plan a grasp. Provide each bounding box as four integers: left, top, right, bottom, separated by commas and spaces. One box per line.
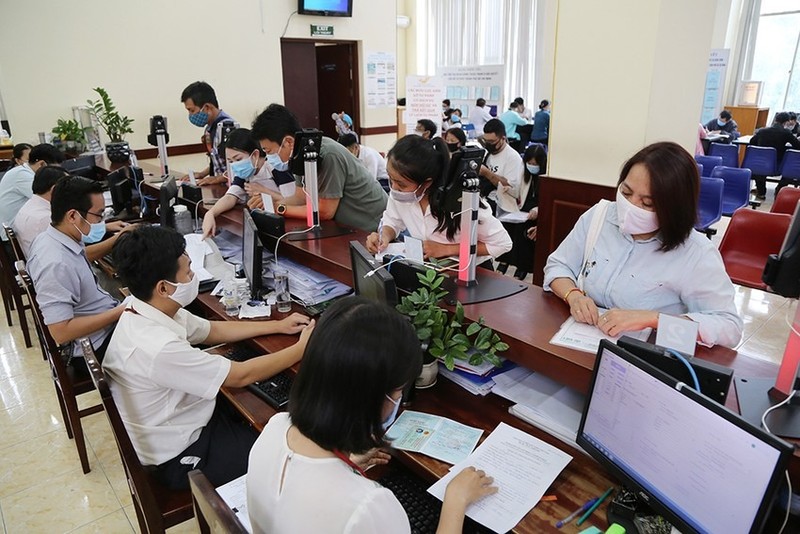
102, 225, 314, 490
247, 297, 497, 533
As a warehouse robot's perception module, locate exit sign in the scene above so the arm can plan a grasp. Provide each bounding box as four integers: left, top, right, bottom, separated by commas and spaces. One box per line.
311, 24, 334, 37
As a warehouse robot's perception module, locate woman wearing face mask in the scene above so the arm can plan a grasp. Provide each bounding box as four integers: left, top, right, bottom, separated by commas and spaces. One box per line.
496, 144, 546, 281
444, 127, 467, 153
201, 129, 295, 239
543, 142, 743, 348
247, 297, 497, 533
365, 135, 511, 262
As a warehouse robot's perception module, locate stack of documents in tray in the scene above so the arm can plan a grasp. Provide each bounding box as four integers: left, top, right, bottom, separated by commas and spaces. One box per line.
264, 257, 351, 305
437, 359, 517, 396
492, 366, 585, 450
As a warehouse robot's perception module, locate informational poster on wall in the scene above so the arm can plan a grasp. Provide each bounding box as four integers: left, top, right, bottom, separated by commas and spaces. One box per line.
404, 76, 445, 135
436, 65, 505, 118
700, 49, 729, 125
738, 81, 763, 106
365, 52, 397, 109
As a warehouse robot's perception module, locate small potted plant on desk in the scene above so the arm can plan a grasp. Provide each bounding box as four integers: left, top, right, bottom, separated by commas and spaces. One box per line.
87, 87, 134, 163
396, 269, 508, 388
51, 118, 87, 157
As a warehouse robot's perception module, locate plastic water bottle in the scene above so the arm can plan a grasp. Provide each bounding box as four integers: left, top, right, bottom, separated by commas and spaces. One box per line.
222, 279, 240, 316
173, 204, 193, 236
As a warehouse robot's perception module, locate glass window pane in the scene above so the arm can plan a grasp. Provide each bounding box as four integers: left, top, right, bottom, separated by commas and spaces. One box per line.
761, 0, 800, 15
751, 13, 800, 116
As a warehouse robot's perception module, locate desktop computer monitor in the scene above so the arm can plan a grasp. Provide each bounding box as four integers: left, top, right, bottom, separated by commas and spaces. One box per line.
62, 155, 98, 180
106, 167, 134, 216
159, 176, 178, 228
243, 209, 264, 300
578, 340, 792, 534
763, 200, 800, 298
349, 241, 398, 307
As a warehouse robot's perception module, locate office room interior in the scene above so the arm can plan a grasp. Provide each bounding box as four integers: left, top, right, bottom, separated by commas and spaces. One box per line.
1, 0, 800, 532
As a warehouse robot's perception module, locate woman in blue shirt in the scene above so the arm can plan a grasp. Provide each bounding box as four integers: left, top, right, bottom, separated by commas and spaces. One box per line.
543, 142, 743, 348
531, 100, 550, 145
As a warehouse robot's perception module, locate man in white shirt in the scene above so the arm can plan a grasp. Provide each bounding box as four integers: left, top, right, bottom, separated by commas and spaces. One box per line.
479, 119, 525, 213
103, 225, 313, 489
337, 133, 389, 188
468, 98, 494, 136
0, 144, 63, 240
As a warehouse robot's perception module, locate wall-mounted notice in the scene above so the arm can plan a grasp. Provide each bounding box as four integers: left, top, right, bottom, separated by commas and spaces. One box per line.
404, 76, 445, 135
700, 49, 729, 125
739, 81, 763, 107
436, 65, 505, 117
366, 52, 397, 109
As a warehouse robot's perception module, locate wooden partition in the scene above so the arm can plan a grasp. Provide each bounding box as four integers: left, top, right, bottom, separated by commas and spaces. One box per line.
533, 176, 616, 286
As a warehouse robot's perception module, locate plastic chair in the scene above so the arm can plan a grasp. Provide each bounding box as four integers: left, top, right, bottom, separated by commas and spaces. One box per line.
695, 177, 724, 237
188, 470, 248, 534
696, 163, 703, 177
718, 209, 792, 290
771, 187, 800, 215
741, 145, 778, 177
708, 143, 740, 168
80, 338, 194, 533
778, 149, 800, 185
695, 155, 723, 177
711, 166, 754, 215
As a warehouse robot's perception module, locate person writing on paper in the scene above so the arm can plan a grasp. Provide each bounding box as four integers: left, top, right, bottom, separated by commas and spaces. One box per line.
543, 142, 743, 348
201, 129, 295, 238
365, 135, 512, 263
247, 297, 497, 533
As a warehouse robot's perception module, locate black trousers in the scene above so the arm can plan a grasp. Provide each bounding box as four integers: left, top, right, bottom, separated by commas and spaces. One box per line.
153, 399, 258, 490
753, 174, 767, 196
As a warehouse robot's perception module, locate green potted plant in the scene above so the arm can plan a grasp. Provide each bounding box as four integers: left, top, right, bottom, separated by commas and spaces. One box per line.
396, 269, 508, 387
52, 118, 87, 155
87, 87, 134, 163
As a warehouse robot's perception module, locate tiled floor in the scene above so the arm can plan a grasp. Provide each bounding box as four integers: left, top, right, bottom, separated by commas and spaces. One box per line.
0, 182, 795, 532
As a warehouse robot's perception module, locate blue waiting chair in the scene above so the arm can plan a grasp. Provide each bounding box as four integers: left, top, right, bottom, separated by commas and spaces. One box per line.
695, 177, 724, 238
695, 155, 723, 177
711, 166, 755, 215
778, 149, 800, 185
741, 145, 778, 177
696, 163, 703, 177
708, 143, 740, 168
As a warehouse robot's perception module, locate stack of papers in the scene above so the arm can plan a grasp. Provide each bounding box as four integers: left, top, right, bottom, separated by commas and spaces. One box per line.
212, 229, 244, 264
493, 367, 585, 450
183, 234, 215, 282
216, 474, 252, 532
438, 360, 517, 396
264, 258, 352, 305
550, 309, 652, 354
427, 422, 572, 533
385, 410, 483, 465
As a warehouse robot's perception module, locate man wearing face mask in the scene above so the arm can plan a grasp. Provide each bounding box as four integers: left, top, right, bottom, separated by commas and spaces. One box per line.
478, 119, 524, 214
337, 133, 389, 188
543, 142, 742, 348
750, 111, 800, 198
180, 81, 236, 186
26, 176, 127, 362
703, 110, 740, 143
103, 225, 313, 490
251, 104, 387, 232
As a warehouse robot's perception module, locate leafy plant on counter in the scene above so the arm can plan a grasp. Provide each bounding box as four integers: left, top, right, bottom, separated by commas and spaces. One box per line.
86, 87, 133, 142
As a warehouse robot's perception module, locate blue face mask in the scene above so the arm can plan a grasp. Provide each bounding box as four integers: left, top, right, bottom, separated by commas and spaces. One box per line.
230, 156, 256, 179
717, 119, 726, 127
188, 110, 208, 127
267, 140, 290, 172
451, 115, 461, 123
526, 164, 540, 175
74, 215, 106, 244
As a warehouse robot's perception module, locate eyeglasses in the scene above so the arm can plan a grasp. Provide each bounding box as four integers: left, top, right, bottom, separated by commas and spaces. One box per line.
81, 210, 106, 221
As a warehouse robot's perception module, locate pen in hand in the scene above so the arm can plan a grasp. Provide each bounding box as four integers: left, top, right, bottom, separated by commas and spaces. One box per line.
555, 498, 597, 528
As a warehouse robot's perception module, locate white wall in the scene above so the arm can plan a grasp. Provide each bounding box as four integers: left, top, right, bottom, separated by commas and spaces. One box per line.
0, 0, 396, 151
548, 0, 718, 186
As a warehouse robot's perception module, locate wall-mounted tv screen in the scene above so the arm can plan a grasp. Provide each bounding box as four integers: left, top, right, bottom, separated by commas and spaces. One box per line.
298, 0, 352, 17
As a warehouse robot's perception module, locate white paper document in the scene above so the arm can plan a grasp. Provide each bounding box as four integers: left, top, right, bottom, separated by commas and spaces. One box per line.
216, 474, 253, 533
385, 410, 483, 465
549, 309, 652, 354
428, 422, 572, 533
183, 233, 215, 282
375, 242, 406, 260
497, 211, 530, 224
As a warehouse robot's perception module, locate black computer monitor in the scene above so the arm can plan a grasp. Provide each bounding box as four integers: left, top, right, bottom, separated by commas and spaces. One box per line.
243, 209, 264, 300
62, 155, 97, 180
578, 340, 792, 534
349, 241, 398, 307
763, 201, 800, 298
159, 176, 178, 228
106, 167, 134, 215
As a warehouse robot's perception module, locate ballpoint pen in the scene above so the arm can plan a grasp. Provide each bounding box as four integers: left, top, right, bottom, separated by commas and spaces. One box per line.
555, 497, 597, 528
576, 487, 614, 526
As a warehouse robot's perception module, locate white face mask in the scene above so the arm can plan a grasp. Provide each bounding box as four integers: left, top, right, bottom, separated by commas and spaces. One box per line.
382, 393, 402, 431
165, 272, 200, 307
389, 183, 427, 203
616, 187, 659, 235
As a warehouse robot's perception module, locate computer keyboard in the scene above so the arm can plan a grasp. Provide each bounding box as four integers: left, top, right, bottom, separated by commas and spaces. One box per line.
247, 372, 293, 409
379, 471, 441, 534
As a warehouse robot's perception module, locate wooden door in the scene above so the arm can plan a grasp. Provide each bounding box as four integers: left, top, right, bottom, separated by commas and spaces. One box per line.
315, 43, 358, 140
280, 41, 320, 130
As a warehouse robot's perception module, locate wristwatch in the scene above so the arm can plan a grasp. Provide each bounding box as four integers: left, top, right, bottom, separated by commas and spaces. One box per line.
276, 203, 287, 215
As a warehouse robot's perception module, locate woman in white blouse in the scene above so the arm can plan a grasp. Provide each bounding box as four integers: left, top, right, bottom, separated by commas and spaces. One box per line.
247, 298, 496, 533
365, 135, 512, 263
544, 141, 743, 348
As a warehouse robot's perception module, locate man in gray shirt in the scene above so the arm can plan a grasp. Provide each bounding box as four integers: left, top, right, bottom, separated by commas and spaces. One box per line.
251, 104, 387, 232
27, 176, 125, 359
